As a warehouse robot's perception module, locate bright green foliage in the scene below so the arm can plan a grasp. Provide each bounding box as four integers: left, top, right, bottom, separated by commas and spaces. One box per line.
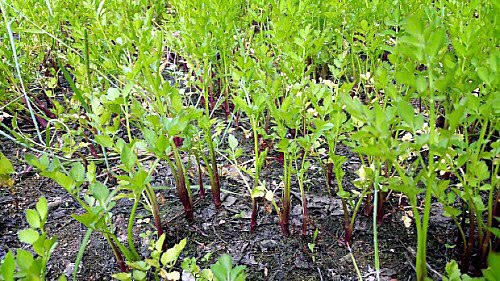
0, 152, 15, 191
210, 254, 247, 281
0, 0, 498, 280
0, 196, 59, 281
443, 252, 500, 281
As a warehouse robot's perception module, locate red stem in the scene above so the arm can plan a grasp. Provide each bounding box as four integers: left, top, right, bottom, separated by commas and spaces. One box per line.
250, 198, 258, 232
210, 151, 221, 209
301, 196, 308, 236
109, 238, 128, 273
376, 191, 386, 224
364, 193, 373, 216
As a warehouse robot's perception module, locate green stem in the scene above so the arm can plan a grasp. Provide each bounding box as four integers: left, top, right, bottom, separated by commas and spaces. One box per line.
373, 159, 381, 281
73, 228, 93, 281
1, 2, 44, 144
127, 195, 141, 260
105, 234, 128, 272
416, 61, 436, 281
350, 186, 369, 232
144, 183, 164, 238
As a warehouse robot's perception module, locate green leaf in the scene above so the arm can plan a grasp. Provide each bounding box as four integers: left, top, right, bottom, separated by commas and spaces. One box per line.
132, 270, 146, 281
87, 162, 97, 183
18, 228, 40, 244
0, 251, 15, 281
210, 254, 245, 281
307, 243, 315, 252
228, 134, 238, 150
25, 209, 41, 229
106, 88, 121, 102
448, 104, 466, 131
483, 252, 500, 281
69, 162, 85, 183
161, 238, 187, 267
25, 154, 43, 171
487, 227, 500, 239
112, 272, 132, 281
127, 261, 150, 271
155, 234, 166, 252
231, 265, 247, 281
42, 171, 75, 192
36, 196, 48, 222
415, 75, 427, 93
397, 100, 415, 129
90, 182, 109, 202
58, 60, 89, 112
0, 152, 14, 174
337, 190, 350, 199
16, 249, 34, 270
121, 144, 137, 172
95, 135, 114, 148
71, 212, 99, 230
251, 185, 265, 198
426, 28, 446, 60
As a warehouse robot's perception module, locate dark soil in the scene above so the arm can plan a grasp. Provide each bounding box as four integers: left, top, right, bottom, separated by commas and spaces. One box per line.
0, 129, 460, 280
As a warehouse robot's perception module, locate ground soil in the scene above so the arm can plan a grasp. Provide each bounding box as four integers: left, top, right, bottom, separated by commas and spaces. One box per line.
0, 126, 460, 281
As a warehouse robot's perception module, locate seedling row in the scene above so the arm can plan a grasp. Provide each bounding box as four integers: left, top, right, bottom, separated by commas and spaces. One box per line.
0, 0, 498, 280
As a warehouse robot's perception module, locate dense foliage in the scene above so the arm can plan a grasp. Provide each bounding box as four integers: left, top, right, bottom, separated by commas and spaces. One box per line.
0, 0, 498, 280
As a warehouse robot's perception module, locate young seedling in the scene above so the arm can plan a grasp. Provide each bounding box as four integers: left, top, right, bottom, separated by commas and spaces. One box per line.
231, 43, 270, 232
143, 112, 196, 223
25, 154, 139, 272
0, 196, 59, 280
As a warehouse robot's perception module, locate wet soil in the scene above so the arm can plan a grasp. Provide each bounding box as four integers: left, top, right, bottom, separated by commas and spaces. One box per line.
0, 130, 459, 280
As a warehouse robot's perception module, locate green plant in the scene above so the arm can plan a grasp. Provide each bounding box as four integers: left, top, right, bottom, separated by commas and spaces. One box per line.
0, 151, 15, 194
307, 228, 319, 262
24, 153, 141, 272
182, 253, 247, 281
231, 49, 269, 232
0, 196, 63, 281
210, 254, 247, 281
112, 235, 186, 281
